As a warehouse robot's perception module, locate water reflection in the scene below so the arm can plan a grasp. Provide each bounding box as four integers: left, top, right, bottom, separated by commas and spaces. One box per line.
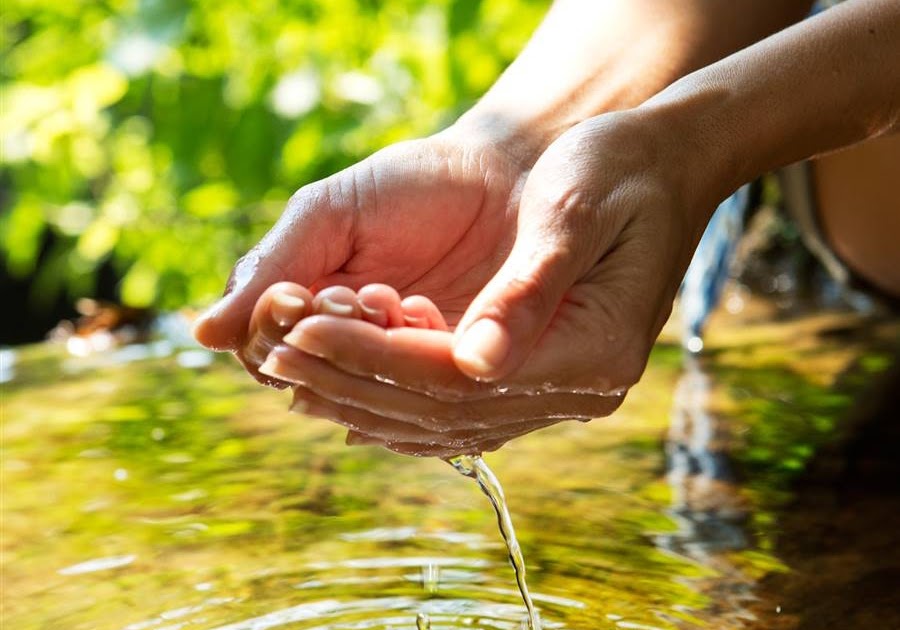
3, 304, 897, 630
660, 357, 748, 561
656, 356, 776, 628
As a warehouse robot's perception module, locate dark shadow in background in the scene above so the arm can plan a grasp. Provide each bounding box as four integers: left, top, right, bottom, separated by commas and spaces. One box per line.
752, 352, 900, 629
1, 232, 122, 345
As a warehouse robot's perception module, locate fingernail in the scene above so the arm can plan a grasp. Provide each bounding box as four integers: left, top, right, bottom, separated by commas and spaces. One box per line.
453, 319, 510, 378
258, 354, 281, 379
320, 297, 354, 316
360, 302, 387, 326
403, 314, 428, 328
272, 293, 306, 327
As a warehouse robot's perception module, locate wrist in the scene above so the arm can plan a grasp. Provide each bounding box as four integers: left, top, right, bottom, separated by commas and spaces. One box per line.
637, 78, 754, 216
443, 106, 563, 171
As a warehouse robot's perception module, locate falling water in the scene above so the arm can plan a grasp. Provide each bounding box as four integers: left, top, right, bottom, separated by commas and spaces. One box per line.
447, 454, 541, 630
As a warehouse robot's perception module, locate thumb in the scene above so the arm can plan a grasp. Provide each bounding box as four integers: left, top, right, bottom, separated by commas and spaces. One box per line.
452, 203, 601, 381
192, 179, 353, 351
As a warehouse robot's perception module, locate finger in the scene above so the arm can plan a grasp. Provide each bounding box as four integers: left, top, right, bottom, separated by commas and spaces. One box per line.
281, 315, 497, 400
449, 238, 581, 382
239, 282, 313, 382
283, 300, 640, 399
192, 175, 356, 352
312, 285, 362, 319
451, 166, 627, 382
343, 412, 563, 458
346, 430, 384, 447
401, 295, 450, 330
507, 230, 669, 394
358, 284, 405, 327
297, 390, 554, 458
260, 344, 623, 430
292, 386, 472, 450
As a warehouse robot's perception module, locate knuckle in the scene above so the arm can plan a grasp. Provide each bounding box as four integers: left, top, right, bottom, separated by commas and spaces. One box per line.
552, 187, 592, 220
285, 184, 317, 217
484, 272, 555, 323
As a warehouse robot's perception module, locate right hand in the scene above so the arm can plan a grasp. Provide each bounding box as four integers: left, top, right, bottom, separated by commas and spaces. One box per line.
192, 125, 535, 383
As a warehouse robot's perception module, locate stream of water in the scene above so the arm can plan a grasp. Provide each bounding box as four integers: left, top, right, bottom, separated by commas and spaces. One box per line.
447, 454, 541, 630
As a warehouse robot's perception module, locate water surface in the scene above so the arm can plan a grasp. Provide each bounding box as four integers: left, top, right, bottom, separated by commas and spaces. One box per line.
3, 302, 897, 629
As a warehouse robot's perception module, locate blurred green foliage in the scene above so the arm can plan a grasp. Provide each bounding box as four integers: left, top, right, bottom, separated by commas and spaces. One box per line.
1, 0, 548, 309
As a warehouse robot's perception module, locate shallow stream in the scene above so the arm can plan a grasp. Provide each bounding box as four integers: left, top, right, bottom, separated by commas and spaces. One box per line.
3, 300, 898, 629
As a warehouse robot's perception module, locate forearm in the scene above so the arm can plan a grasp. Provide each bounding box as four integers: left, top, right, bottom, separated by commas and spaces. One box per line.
455, 0, 813, 161
646, 0, 900, 204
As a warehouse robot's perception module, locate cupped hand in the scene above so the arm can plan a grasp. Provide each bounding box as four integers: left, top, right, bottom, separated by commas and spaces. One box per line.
258, 108, 727, 456
192, 126, 532, 383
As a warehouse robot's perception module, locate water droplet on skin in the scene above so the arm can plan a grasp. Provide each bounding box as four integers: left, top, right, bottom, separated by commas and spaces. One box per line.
113, 468, 129, 481
373, 374, 399, 386
230, 253, 260, 294
416, 613, 431, 630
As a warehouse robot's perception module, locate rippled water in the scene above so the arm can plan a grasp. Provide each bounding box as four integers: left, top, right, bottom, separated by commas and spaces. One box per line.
2, 302, 898, 629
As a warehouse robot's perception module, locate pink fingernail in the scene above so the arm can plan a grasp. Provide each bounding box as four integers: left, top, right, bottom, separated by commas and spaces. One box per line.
319, 297, 354, 316
272, 292, 306, 327
360, 302, 387, 326
403, 314, 428, 328
258, 354, 281, 379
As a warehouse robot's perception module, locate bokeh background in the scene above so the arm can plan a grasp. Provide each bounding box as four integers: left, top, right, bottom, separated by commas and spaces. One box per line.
1, 0, 549, 343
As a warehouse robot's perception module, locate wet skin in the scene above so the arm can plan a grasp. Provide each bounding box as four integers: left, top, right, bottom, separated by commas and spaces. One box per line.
195, 1, 899, 458
249, 282, 616, 458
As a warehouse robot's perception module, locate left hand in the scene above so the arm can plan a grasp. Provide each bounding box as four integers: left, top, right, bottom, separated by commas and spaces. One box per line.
262, 108, 728, 457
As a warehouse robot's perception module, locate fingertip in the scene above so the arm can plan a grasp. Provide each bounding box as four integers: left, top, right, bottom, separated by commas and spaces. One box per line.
451, 318, 512, 381
401, 294, 449, 330
191, 296, 241, 351
258, 351, 281, 380
346, 430, 382, 447
268, 283, 312, 328
358, 284, 404, 327
313, 286, 361, 318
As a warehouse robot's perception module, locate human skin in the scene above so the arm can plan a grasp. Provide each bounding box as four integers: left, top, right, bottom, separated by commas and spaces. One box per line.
193, 0, 814, 369
194, 1, 899, 456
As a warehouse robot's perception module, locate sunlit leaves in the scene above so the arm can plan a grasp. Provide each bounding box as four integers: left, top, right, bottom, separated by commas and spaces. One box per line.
1, 0, 550, 310
121, 260, 159, 306
182, 181, 239, 218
